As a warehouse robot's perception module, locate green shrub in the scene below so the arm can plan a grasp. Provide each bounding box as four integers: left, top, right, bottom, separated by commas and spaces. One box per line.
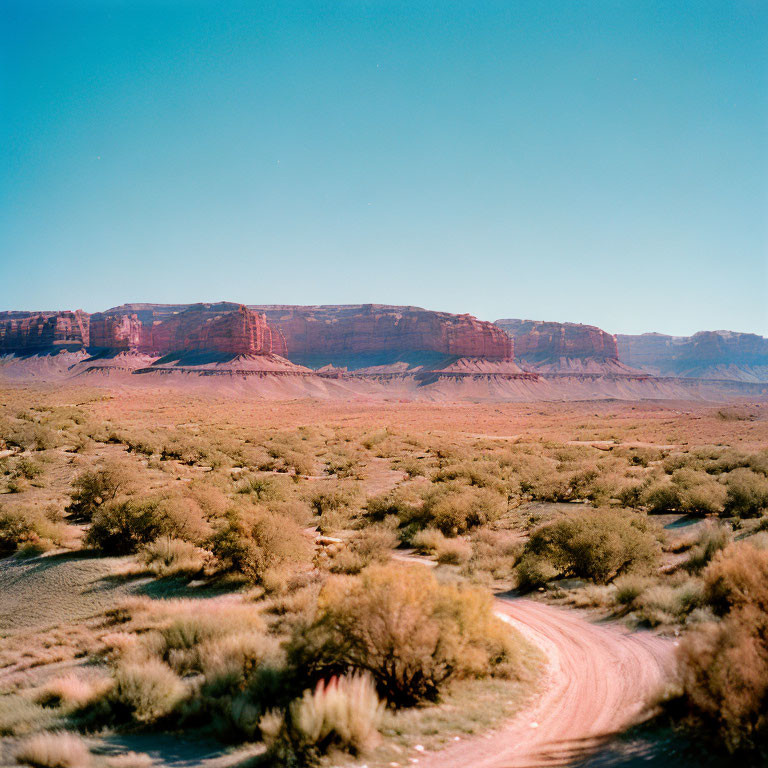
518, 509, 662, 585
85, 499, 172, 555
723, 469, 768, 518
671, 469, 727, 516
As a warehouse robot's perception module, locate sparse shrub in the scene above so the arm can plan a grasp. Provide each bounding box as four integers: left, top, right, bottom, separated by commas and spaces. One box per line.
124, 433, 157, 457
0, 508, 34, 554
66, 459, 137, 522
15, 457, 43, 480
365, 488, 420, 522
420, 482, 506, 535
394, 456, 428, 478
702, 542, 768, 617
290, 564, 523, 706
325, 451, 363, 479
36, 675, 108, 712
261, 673, 383, 766
15, 731, 91, 768
634, 581, 703, 626
435, 536, 472, 565
236, 474, 285, 500
518, 509, 662, 585
433, 461, 507, 493
515, 553, 559, 590
684, 522, 732, 572
339, 525, 398, 570
675, 602, 768, 755
642, 480, 682, 513
307, 484, 360, 517
211, 509, 311, 583
671, 542, 768, 756
109, 659, 186, 724
85, 499, 173, 555
410, 527, 446, 555
139, 538, 209, 578
614, 574, 653, 606
723, 469, 768, 518
465, 528, 522, 581
153, 493, 212, 544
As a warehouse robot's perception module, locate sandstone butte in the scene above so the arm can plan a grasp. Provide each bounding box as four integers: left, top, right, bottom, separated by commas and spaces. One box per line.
495, 319, 618, 362
251, 304, 515, 359
0, 310, 90, 351
2, 303, 510, 361
89, 304, 288, 356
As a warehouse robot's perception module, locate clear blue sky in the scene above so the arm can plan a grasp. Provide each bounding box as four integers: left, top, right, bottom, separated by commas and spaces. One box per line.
1, 0, 766, 336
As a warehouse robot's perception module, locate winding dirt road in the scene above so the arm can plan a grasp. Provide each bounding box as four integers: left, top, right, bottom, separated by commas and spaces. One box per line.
418, 597, 675, 768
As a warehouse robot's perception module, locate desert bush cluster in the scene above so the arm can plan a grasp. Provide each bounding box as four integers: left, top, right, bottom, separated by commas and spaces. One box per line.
669, 541, 768, 758
2, 391, 767, 763
23, 562, 529, 766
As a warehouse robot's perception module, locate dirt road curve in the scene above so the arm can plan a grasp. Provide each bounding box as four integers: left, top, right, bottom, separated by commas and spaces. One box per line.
418, 597, 675, 768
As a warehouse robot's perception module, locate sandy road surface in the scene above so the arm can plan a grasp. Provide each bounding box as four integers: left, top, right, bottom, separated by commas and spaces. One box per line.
418, 597, 675, 768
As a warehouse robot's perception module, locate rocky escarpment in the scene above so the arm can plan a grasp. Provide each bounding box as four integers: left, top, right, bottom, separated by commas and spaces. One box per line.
494, 318, 621, 371
89, 313, 145, 351
91, 303, 288, 356
0, 311, 89, 352
617, 331, 768, 382
251, 305, 514, 365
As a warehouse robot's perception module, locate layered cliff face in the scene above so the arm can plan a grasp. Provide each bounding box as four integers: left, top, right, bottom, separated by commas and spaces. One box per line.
150, 304, 286, 356
93, 303, 287, 356
495, 319, 618, 364
251, 305, 514, 364
617, 331, 768, 382
89, 313, 146, 350
0, 311, 89, 352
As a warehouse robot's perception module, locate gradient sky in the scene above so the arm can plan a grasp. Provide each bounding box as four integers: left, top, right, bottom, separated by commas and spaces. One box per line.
1, 0, 766, 336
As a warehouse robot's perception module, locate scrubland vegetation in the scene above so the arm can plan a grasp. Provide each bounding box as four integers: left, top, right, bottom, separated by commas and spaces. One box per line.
0, 387, 767, 764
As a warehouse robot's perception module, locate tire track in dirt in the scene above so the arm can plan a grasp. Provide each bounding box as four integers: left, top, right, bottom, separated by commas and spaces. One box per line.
417, 597, 675, 768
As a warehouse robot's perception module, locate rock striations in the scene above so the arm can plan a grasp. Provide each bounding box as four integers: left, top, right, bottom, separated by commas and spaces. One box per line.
0, 311, 89, 352
617, 331, 768, 383
1, 302, 765, 400
494, 319, 625, 374
90, 303, 287, 356
252, 305, 514, 361
495, 319, 617, 362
